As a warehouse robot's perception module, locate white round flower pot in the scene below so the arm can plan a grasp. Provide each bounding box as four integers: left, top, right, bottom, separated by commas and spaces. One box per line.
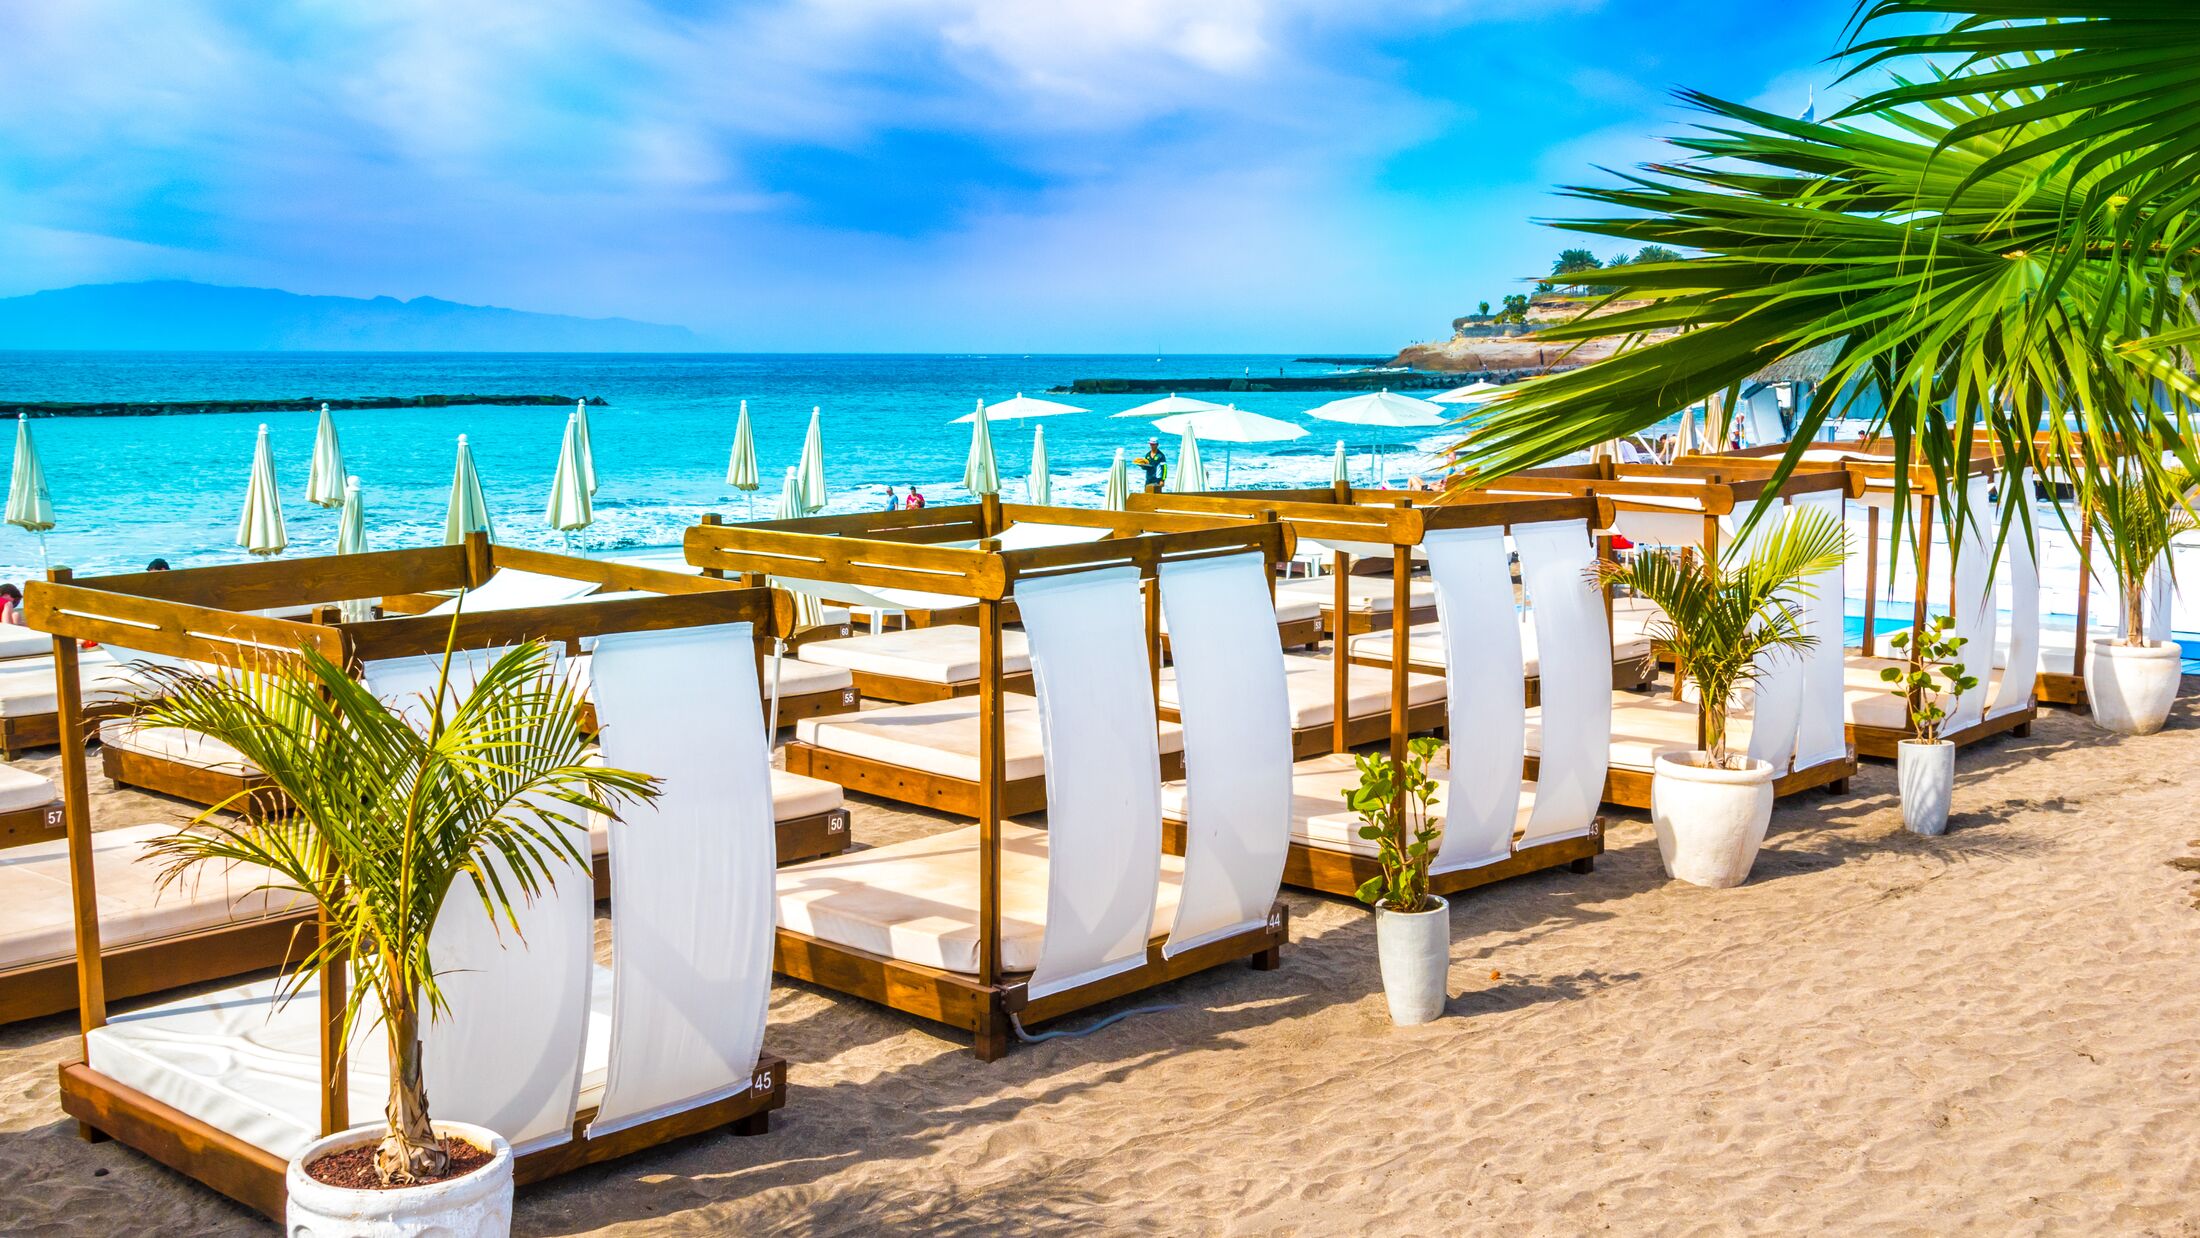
1374, 894, 1450, 1026
1649, 752, 1775, 888
286, 1121, 513, 1238
2085, 638, 2182, 736
1896, 739, 1954, 836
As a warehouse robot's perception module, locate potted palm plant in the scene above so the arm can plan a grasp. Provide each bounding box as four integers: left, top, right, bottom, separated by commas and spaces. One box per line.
139, 639, 656, 1237
2082, 463, 2194, 735
1347, 736, 1448, 1025
1878, 615, 1976, 836
1596, 507, 1848, 888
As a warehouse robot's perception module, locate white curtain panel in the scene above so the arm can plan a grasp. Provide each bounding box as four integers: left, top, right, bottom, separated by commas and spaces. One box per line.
363, 648, 595, 1155
585, 622, 777, 1138
1514, 520, 1610, 847
1792, 490, 1851, 768
1611, 506, 1704, 547
1423, 525, 1525, 873
1155, 553, 1291, 957
1948, 476, 1996, 730
1989, 473, 2041, 720
1725, 502, 1806, 771
1016, 566, 1164, 1001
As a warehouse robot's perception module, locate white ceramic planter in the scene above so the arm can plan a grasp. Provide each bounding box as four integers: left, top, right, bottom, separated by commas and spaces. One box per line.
1897, 739, 1954, 836
286, 1121, 513, 1238
1649, 751, 1775, 888
2086, 638, 2182, 736
1374, 895, 1450, 1025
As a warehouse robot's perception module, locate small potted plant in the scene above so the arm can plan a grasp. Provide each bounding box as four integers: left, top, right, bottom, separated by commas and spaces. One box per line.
2081, 462, 2194, 735
140, 639, 656, 1237
1347, 736, 1448, 1025
1878, 615, 1975, 835
1596, 507, 1849, 888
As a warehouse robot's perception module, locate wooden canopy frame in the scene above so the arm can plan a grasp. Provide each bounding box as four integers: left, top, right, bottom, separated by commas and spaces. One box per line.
1129, 489, 1617, 899
747, 499, 1293, 812
81, 539, 851, 873
1466, 462, 1867, 800
686, 513, 1293, 1060
23, 537, 791, 1218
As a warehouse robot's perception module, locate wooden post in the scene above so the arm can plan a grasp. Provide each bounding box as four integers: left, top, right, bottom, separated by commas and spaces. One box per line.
1331, 546, 1351, 755
1862, 504, 1880, 656
49, 568, 106, 1046
2072, 513, 2093, 698
975, 587, 1004, 993
981, 492, 1003, 537
1144, 575, 1162, 726
320, 624, 354, 1136
1910, 494, 1933, 656
1388, 543, 1411, 821
462, 529, 494, 588
699, 513, 726, 579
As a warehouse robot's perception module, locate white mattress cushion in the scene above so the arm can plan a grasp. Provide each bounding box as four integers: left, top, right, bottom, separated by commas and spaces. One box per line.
0, 823, 312, 972
796, 693, 1184, 783
0, 650, 148, 719
1165, 752, 1530, 859
1274, 574, 1437, 615
1159, 591, 1320, 632
775, 822, 1183, 974
771, 768, 844, 819
1351, 621, 1652, 674
0, 624, 51, 660
86, 965, 616, 1161
1843, 656, 2007, 731
1526, 691, 1730, 773
0, 761, 56, 812
771, 656, 855, 697
799, 625, 1032, 685
98, 719, 257, 776
1159, 652, 1442, 730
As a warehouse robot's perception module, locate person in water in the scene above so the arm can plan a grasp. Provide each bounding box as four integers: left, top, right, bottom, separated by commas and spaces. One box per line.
905, 487, 927, 510
1133, 438, 1168, 488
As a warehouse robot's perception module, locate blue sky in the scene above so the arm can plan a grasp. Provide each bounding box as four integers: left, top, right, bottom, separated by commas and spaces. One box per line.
0, 1, 1853, 351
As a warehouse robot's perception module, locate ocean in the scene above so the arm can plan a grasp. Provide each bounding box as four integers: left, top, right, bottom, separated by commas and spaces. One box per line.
0, 351, 1444, 579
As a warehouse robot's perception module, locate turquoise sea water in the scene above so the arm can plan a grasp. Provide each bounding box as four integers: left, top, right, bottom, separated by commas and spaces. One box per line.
0, 352, 1425, 578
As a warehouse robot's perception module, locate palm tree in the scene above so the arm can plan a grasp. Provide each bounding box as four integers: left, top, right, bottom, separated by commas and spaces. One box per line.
1450, 4, 2200, 545
1594, 507, 1850, 770
136, 639, 657, 1184
2087, 461, 2198, 646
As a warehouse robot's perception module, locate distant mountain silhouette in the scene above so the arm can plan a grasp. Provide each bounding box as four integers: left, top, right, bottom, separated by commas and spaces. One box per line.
0, 281, 703, 351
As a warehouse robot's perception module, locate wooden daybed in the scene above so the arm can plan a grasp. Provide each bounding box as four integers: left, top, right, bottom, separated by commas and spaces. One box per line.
688, 513, 1295, 1060
27, 541, 792, 1218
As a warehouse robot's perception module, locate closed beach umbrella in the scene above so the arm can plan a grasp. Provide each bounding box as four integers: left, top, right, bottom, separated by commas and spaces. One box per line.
1674, 406, 1700, 458
727, 399, 760, 512
774, 466, 826, 629
1105, 447, 1129, 511
796, 406, 827, 514
306, 404, 347, 508
1027, 425, 1051, 506
952, 393, 1088, 422
1332, 439, 1349, 487
236, 423, 287, 557
1112, 393, 1228, 419
1152, 405, 1306, 488
1169, 425, 1206, 494
574, 400, 599, 495
445, 434, 493, 546
335, 477, 371, 621
963, 401, 999, 496
6, 415, 54, 566
546, 412, 593, 543
335, 477, 368, 555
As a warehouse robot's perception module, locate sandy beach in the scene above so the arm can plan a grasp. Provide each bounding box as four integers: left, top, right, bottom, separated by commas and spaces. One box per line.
3, 692, 2197, 1236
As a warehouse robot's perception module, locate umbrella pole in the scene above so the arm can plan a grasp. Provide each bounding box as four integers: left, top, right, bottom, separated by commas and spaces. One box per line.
35, 533, 47, 570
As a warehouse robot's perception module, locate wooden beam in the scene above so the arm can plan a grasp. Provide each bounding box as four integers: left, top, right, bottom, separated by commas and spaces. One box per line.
49, 569, 105, 1044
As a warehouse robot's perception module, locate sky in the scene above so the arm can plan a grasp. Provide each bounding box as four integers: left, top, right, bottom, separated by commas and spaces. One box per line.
0, 1, 1857, 352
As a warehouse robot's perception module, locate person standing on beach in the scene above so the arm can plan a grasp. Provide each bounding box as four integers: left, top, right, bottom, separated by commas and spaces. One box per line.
1133, 438, 1168, 488
883, 487, 899, 511
905, 487, 926, 510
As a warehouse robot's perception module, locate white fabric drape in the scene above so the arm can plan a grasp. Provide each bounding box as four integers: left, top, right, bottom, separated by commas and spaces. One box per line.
363, 648, 594, 1155
1515, 520, 1609, 847
1424, 525, 1525, 872
1948, 477, 1996, 730
1016, 566, 1163, 1001
1155, 553, 1291, 957
1989, 473, 2041, 719
1792, 490, 1851, 767
585, 623, 777, 1138
1728, 502, 1806, 772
